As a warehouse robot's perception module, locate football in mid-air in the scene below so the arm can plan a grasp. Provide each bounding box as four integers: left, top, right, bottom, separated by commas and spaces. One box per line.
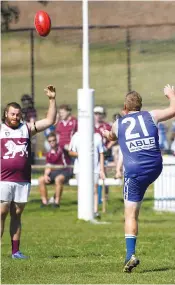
34, 11, 51, 37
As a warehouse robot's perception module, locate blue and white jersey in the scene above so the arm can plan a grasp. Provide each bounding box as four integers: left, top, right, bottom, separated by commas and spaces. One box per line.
118, 111, 162, 177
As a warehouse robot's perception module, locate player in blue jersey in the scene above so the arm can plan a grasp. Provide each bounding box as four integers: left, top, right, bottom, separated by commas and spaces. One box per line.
103, 84, 175, 273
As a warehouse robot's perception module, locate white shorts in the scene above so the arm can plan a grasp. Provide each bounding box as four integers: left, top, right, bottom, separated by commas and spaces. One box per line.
0, 182, 31, 203
75, 173, 99, 185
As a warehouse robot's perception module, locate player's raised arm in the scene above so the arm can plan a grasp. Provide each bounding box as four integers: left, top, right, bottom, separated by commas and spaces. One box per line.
151, 84, 175, 123
28, 85, 57, 136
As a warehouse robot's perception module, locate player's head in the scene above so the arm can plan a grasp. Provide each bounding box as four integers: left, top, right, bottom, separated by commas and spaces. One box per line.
47, 132, 57, 149
2, 102, 22, 128
124, 91, 142, 113
94, 106, 106, 123
59, 104, 72, 121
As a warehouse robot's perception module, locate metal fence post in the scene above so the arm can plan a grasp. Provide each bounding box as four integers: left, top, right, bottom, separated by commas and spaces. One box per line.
30, 29, 35, 103
126, 28, 131, 92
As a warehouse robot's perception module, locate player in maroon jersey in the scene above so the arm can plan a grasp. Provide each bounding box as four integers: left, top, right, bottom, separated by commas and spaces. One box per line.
56, 104, 77, 150
0, 85, 57, 259
21, 94, 37, 164
38, 132, 72, 207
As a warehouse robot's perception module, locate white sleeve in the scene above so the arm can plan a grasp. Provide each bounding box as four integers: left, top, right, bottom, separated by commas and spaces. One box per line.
69, 134, 77, 152
97, 135, 104, 153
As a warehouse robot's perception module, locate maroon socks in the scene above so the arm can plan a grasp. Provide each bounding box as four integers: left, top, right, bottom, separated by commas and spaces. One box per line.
11, 240, 20, 254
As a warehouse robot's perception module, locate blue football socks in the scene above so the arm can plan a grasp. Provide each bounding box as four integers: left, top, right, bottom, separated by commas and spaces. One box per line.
125, 234, 137, 262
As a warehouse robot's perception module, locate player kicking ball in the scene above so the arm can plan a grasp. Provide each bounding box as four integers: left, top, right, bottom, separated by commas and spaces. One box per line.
1, 85, 57, 259
103, 84, 175, 272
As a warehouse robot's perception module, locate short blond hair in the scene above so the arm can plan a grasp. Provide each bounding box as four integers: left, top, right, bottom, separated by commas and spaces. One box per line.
125, 91, 142, 112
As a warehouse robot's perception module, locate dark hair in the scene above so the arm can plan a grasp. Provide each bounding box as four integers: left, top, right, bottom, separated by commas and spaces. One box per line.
2, 102, 22, 123
47, 132, 56, 140
21, 94, 33, 102
59, 104, 72, 112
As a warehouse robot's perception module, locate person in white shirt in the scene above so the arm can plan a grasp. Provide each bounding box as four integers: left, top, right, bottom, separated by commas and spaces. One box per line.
69, 132, 105, 218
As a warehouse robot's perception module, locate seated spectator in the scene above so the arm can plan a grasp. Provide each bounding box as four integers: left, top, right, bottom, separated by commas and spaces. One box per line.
44, 125, 56, 152
38, 133, 73, 208
69, 131, 105, 219
158, 122, 169, 154
43, 113, 59, 152
21, 94, 37, 164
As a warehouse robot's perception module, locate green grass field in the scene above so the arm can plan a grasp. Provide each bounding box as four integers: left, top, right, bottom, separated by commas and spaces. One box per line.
1, 185, 175, 284
1, 34, 175, 284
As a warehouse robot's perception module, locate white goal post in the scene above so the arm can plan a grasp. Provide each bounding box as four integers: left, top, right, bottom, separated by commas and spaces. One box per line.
77, 0, 94, 221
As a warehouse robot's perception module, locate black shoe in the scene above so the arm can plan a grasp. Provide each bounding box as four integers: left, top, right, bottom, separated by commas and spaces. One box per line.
52, 203, 60, 208
123, 255, 140, 273
40, 203, 47, 208
94, 212, 101, 219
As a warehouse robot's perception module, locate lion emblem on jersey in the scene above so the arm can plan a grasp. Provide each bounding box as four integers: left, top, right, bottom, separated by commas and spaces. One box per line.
3, 140, 28, 159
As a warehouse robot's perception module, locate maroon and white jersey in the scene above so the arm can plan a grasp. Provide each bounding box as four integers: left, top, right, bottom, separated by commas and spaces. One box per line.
95, 122, 111, 146
46, 146, 72, 171
56, 116, 77, 148
46, 147, 68, 165
0, 123, 31, 182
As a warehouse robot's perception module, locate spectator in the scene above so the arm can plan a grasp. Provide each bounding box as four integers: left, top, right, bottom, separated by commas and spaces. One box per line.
21, 94, 37, 123
38, 132, 72, 208
94, 106, 114, 199
111, 113, 123, 176
21, 94, 37, 164
69, 131, 105, 219
157, 122, 169, 154
170, 121, 175, 155
56, 104, 77, 150
44, 126, 56, 152
94, 106, 111, 150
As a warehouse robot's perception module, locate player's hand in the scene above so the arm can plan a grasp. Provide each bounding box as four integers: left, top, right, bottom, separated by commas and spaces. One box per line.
100, 170, 106, 180
44, 175, 51, 183
115, 170, 122, 179
164, 84, 175, 99
44, 85, 56, 99
64, 144, 69, 151
102, 130, 110, 139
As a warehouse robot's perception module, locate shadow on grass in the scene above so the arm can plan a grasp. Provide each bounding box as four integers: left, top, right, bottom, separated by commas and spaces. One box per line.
51, 252, 103, 259
29, 199, 77, 206
141, 266, 175, 273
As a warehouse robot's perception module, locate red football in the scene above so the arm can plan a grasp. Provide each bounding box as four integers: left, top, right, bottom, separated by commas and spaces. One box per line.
34, 11, 51, 37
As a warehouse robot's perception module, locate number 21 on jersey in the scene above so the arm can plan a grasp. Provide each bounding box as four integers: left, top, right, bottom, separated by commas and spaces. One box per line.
122, 115, 149, 140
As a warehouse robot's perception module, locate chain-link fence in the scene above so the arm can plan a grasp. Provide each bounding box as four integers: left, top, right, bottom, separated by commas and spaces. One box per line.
2, 24, 175, 154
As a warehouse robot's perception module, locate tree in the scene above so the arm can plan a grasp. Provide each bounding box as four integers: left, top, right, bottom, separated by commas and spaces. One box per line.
38, 1, 48, 6
1, 1, 19, 31
1, 1, 48, 32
